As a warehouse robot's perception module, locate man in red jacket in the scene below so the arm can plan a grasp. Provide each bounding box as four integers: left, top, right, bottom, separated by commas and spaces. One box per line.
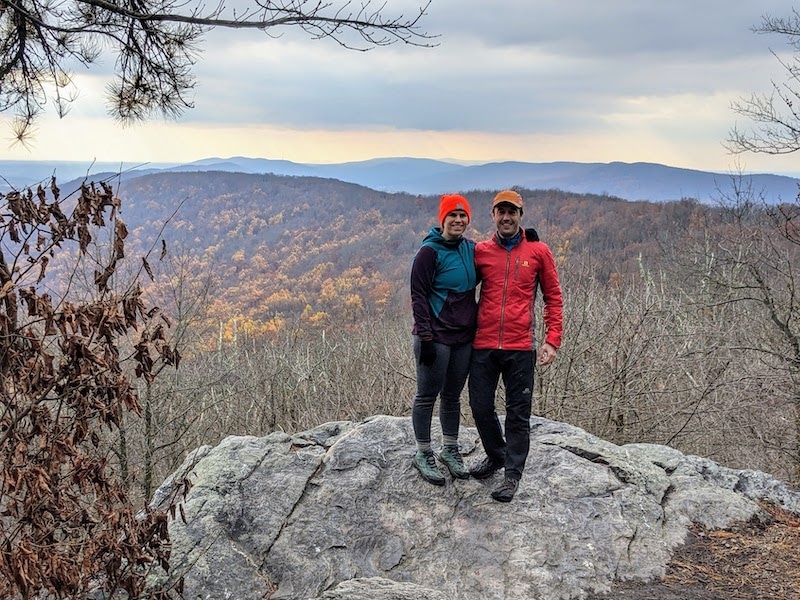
468, 189, 564, 502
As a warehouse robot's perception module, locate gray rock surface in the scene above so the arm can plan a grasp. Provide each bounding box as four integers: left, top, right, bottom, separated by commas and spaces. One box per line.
149, 416, 800, 599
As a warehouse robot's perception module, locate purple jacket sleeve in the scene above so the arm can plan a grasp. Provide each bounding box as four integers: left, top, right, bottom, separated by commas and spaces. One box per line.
410, 245, 437, 341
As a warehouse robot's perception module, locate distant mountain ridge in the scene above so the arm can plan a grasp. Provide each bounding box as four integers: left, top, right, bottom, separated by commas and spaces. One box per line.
2, 156, 799, 203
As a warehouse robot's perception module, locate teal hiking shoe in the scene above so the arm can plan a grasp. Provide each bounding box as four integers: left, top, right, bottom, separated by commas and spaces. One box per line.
437, 444, 469, 479
413, 450, 445, 486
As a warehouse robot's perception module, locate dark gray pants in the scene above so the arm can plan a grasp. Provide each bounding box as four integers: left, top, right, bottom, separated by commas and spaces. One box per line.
468, 349, 535, 480
412, 336, 472, 445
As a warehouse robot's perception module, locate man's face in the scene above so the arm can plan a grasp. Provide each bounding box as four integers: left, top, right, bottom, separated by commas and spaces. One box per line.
492, 203, 522, 238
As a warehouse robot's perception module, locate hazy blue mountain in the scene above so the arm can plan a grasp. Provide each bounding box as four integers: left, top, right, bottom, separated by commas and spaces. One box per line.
0, 160, 177, 189
2, 156, 798, 203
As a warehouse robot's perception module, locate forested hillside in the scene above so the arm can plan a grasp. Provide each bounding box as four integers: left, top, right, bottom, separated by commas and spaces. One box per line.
67, 170, 705, 345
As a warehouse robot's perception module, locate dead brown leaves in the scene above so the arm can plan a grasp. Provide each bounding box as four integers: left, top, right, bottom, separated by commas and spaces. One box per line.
664, 502, 800, 599
0, 179, 180, 598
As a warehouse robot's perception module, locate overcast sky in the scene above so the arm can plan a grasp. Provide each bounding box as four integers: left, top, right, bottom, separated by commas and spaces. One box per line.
4, 0, 800, 175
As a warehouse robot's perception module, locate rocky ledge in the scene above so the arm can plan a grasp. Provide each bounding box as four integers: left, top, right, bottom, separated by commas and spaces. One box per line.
149, 415, 800, 599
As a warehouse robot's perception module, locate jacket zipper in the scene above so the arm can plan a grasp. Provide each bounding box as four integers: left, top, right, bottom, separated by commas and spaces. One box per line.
458, 246, 475, 289
498, 250, 511, 349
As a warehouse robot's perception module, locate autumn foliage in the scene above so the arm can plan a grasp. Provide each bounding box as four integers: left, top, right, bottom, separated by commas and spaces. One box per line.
0, 181, 177, 598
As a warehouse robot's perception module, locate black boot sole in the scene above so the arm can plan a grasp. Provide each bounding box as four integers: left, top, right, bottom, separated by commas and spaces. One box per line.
469, 465, 502, 480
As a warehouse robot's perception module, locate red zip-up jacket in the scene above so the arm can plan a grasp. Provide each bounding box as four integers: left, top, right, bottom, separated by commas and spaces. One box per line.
473, 231, 563, 351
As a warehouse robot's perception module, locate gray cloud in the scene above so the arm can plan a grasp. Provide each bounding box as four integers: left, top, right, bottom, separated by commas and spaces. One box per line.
137, 0, 797, 148
435, 1, 786, 58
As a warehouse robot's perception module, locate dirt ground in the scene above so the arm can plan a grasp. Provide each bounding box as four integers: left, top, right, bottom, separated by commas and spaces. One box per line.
584, 502, 800, 600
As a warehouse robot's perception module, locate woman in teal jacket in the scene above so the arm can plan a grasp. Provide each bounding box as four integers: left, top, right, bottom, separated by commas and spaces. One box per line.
409, 194, 477, 485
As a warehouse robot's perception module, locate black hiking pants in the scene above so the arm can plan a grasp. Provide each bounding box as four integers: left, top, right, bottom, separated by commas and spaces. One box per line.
468, 349, 535, 481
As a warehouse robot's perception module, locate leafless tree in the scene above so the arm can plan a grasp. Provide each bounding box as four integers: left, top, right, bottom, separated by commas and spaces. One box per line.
541, 253, 732, 449
728, 9, 800, 155
0, 0, 435, 141
661, 174, 800, 482
112, 243, 215, 502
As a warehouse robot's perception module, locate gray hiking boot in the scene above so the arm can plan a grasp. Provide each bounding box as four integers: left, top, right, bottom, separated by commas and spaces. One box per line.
491, 477, 519, 502
413, 450, 445, 486
469, 455, 503, 479
437, 444, 470, 479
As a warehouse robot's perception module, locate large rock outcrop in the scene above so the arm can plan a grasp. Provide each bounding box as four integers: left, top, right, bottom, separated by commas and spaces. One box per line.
149, 415, 800, 599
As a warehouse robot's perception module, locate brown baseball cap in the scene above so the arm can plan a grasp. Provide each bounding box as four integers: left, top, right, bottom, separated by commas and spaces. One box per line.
492, 190, 523, 209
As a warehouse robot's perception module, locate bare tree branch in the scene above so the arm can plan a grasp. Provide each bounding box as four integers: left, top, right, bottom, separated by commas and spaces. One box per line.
0, 0, 435, 140
727, 8, 800, 155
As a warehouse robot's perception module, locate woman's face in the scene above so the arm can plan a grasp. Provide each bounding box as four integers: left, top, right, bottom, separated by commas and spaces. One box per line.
442, 210, 469, 240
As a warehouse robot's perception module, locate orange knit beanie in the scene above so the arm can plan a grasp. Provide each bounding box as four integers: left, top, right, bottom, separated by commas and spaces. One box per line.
438, 194, 472, 226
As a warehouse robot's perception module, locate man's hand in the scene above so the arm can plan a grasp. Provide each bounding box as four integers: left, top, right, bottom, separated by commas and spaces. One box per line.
538, 342, 557, 365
